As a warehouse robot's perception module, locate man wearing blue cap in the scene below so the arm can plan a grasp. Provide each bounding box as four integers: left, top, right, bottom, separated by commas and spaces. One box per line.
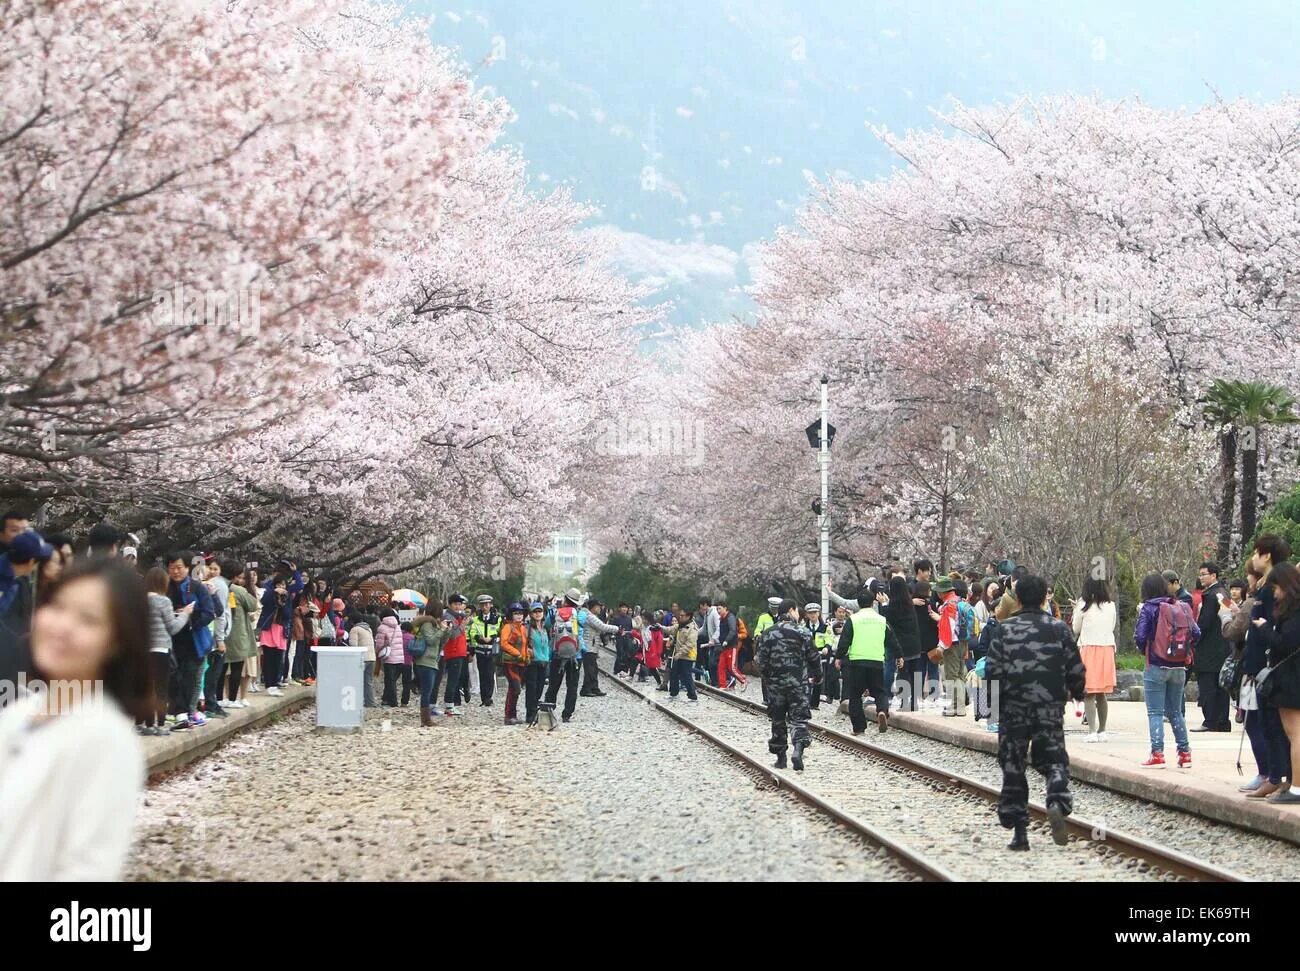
0, 529, 54, 688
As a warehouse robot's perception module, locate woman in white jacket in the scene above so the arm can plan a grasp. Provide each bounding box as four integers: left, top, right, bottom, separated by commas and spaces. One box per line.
1072, 577, 1118, 740
0, 557, 150, 880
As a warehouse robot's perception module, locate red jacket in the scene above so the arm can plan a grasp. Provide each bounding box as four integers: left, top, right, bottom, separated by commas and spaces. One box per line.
937, 592, 960, 650
442, 612, 469, 659
645, 626, 665, 668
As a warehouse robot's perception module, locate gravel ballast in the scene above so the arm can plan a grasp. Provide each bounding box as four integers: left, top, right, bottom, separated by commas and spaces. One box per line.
128, 686, 907, 882
823, 709, 1300, 881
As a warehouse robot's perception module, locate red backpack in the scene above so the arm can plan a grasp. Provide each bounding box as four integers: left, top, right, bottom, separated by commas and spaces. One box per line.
1151, 600, 1195, 666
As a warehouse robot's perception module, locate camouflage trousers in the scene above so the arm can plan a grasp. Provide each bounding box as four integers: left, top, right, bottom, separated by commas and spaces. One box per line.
767, 681, 812, 755
997, 719, 1072, 829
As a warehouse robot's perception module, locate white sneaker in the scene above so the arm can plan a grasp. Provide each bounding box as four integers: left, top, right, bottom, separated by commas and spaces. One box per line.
267, 686, 283, 697
217, 700, 233, 709
232, 700, 249, 709
1096, 731, 1111, 742
248, 684, 262, 693
1082, 732, 1099, 743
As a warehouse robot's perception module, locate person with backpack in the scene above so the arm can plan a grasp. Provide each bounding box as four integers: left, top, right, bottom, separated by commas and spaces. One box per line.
1134, 572, 1201, 768
410, 602, 450, 727
1239, 535, 1293, 798
715, 599, 745, 691
499, 602, 530, 725
1071, 577, 1117, 740
376, 608, 411, 708
934, 578, 967, 717
543, 588, 586, 723
1250, 560, 1300, 804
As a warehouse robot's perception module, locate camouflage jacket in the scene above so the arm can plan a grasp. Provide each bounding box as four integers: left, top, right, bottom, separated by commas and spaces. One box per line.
984, 607, 1086, 720
755, 620, 820, 687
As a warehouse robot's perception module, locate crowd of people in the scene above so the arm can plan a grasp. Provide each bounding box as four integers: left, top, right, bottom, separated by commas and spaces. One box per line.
3, 504, 1300, 872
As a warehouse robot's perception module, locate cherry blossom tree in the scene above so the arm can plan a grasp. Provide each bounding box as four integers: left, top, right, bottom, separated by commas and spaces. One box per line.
605, 96, 1300, 590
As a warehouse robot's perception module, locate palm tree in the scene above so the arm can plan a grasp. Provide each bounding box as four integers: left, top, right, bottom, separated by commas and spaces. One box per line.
1201, 380, 1242, 563
1211, 381, 1300, 551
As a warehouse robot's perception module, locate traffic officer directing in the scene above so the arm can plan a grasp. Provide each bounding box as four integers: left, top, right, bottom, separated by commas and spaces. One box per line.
984, 574, 1086, 851
755, 599, 822, 771
802, 603, 833, 709
834, 579, 898, 734
468, 594, 502, 707
753, 596, 782, 704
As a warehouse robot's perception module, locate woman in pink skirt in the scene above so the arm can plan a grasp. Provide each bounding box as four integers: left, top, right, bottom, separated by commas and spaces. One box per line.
257, 577, 292, 696
1072, 577, 1118, 740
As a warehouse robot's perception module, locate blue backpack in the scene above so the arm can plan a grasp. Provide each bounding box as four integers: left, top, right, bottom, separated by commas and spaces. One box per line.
956, 600, 975, 641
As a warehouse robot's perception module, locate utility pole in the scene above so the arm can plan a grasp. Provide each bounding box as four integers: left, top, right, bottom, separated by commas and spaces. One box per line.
820, 376, 830, 617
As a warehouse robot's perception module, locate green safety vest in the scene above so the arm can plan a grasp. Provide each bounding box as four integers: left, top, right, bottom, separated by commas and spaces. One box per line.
753, 613, 774, 640
469, 614, 501, 646
846, 607, 887, 662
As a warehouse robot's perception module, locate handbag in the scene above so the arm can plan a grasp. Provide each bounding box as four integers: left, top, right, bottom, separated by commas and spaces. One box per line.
1255, 647, 1298, 708
1218, 654, 1238, 691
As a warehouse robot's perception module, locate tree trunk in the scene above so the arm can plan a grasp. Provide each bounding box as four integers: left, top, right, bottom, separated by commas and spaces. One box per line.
1241, 432, 1259, 549
1216, 426, 1237, 563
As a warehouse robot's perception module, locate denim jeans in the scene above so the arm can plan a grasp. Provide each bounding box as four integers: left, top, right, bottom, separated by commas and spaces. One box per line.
1144, 665, 1190, 754
416, 664, 439, 708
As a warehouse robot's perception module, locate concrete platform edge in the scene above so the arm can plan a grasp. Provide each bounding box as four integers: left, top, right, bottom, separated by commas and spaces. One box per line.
145, 686, 315, 777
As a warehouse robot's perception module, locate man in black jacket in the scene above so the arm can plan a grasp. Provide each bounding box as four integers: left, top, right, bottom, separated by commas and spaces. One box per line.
1191, 562, 1232, 732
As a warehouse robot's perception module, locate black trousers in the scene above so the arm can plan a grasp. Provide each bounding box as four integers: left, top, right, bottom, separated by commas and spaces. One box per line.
669, 658, 697, 699
900, 655, 929, 711
476, 652, 496, 704
203, 650, 226, 710
1196, 670, 1230, 729
524, 662, 546, 723
441, 656, 467, 706
844, 660, 888, 733
383, 663, 414, 706
580, 652, 601, 694
222, 660, 244, 701
545, 657, 580, 718
261, 648, 283, 692
144, 652, 172, 727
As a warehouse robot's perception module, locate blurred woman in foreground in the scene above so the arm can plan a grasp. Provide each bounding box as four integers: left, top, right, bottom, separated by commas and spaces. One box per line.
0, 558, 150, 880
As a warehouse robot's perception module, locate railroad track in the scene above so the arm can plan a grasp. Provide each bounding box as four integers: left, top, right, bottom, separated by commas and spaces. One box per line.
597, 649, 1244, 882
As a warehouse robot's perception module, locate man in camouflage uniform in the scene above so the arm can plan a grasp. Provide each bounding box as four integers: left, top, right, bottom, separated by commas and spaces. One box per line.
984, 574, 1086, 851
755, 599, 822, 771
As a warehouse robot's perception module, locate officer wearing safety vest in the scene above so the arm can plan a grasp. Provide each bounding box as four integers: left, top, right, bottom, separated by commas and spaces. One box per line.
753, 596, 781, 641
834, 579, 900, 735
802, 603, 834, 710
752, 597, 782, 705
469, 594, 503, 707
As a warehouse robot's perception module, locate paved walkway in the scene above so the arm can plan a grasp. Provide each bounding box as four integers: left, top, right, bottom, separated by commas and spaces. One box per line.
886, 698, 1300, 846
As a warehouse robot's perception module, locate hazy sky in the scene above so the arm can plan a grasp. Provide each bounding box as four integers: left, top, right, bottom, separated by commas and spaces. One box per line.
420, 1, 1300, 329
